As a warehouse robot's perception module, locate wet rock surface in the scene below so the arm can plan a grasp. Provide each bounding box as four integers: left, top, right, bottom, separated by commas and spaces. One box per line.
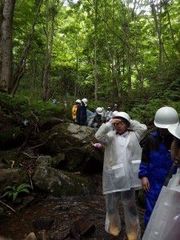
32, 166, 94, 196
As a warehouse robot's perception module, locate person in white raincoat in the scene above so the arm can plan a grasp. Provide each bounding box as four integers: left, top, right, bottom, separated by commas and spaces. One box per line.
142, 122, 180, 240
95, 111, 147, 240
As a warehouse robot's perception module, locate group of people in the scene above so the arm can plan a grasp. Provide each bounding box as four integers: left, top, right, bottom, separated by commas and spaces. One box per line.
89, 104, 119, 129
72, 99, 119, 129
71, 98, 88, 125
94, 106, 179, 240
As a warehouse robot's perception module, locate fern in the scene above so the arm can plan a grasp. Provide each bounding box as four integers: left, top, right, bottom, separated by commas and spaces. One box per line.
3, 183, 31, 202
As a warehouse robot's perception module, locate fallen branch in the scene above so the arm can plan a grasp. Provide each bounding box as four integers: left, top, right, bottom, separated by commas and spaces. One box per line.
29, 132, 58, 150
28, 172, 34, 190
0, 200, 16, 213
22, 151, 37, 159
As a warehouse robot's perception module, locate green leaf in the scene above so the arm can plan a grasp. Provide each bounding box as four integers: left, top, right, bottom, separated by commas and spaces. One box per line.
12, 192, 18, 201
19, 189, 30, 194
17, 183, 31, 192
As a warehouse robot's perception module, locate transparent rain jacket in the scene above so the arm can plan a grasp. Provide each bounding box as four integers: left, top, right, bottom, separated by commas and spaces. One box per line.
142, 176, 180, 240
95, 120, 147, 194
167, 168, 180, 191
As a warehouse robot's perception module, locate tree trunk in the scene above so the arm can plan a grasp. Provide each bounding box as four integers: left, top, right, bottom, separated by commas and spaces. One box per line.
163, 3, 176, 47
93, 0, 98, 101
42, 0, 56, 101
42, 57, 50, 101
0, 0, 4, 83
111, 0, 118, 102
150, 1, 164, 67
0, 0, 15, 92
10, 0, 42, 96
74, 34, 79, 98
127, 45, 132, 91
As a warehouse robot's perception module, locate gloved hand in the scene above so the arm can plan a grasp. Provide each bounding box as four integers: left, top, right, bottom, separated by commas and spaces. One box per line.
92, 142, 103, 149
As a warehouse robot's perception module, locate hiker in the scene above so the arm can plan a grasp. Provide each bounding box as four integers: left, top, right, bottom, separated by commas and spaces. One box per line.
104, 106, 112, 122
77, 98, 88, 125
112, 103, 118, 112
90, 107, 104, 129
87, 109, 95, 126
72, 99, 81, 123
138, 106, 179, 227
142, 122, 180, 240
95, 111, 147, 240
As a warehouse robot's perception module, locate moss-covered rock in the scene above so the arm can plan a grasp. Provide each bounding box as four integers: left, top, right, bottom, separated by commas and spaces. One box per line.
32, 166, 94, 196
39, 123, 94, 154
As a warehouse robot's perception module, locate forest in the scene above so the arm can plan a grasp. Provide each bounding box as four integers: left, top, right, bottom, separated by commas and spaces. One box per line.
0, 1, 180, 239
0, 0, 179, 120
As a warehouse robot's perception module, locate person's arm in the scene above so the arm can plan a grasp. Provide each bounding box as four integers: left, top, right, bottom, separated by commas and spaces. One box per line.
95, 121, 113, 144
138, 136, 152, 191
171, 139, 180, 165
129, 119, 147, 141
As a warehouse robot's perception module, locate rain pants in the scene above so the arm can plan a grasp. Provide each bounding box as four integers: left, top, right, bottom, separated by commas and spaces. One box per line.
105, 189, 141, 240
138, 131, 173, 226
95, 120, 147, 239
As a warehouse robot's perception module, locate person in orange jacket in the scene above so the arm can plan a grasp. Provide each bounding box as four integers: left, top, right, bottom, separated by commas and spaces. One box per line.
72, 99, 81, 123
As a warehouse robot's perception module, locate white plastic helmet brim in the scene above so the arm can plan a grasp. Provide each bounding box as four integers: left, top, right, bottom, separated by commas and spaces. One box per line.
168, 123, 180, 139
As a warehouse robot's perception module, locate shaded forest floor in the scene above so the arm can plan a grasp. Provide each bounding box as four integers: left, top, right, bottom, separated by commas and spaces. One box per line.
0, 177, 145, 240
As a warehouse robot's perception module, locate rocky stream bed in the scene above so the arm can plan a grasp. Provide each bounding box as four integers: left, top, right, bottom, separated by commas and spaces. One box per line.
0, 177, 145, 240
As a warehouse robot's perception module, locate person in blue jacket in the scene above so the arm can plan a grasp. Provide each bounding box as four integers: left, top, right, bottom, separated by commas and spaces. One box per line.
138, 106, 179, 227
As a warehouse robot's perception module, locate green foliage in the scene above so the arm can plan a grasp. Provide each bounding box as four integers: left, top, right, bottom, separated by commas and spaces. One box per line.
129, 98, 180, 125
0, 92, 29, 112
0, 92, 64, 119
3, 183, 31, 202
2, 0, 179, 111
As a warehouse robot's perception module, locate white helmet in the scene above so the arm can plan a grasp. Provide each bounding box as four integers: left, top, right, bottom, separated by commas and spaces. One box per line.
112, 111, 131, 123
112, 111, 118, 118
168, 123, 180, 139
81, 98, 88, 106
96, 107, 103, 115
75, 99, 81, 104
154, 106, 179, 129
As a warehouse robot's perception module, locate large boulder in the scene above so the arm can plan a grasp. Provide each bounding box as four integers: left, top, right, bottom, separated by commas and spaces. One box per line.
62, 144, 103, 173
36, 154, 65, 168
67, 123, 95, 142
36, 123, 103, 173
38, 123, 95, 154
32, 166, 94, 196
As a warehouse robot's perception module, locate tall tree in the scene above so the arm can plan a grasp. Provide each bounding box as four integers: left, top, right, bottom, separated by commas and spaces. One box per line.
10, 0, 43, 96
93, 0, 98, 101
0, 0, 15, 92
0, 0, 4, 85
42, 0, 58, 101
